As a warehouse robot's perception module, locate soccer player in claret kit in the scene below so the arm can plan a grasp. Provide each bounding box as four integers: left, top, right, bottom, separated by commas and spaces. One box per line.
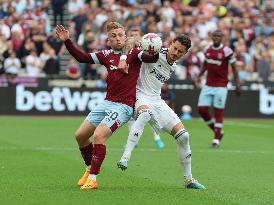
195, 30, 240, 148
55, 22, 157, 190
117, 34, 205, 189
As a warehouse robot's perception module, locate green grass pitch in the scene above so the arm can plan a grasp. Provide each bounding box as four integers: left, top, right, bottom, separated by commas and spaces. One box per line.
0, 116, 274, 205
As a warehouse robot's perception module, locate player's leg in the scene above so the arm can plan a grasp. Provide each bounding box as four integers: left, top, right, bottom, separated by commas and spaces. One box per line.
171, 123, 205, 189
80, 123, 111, 190
127, 117, 135, 131
212, 87, 228, 148
81, 101, 133, 190
75, 101, 109, 186
160, 102, 205, 189
75, 120, 96, 186
118, 105, 152, 170
198, 86, 215, 132
150, 125, 165, 149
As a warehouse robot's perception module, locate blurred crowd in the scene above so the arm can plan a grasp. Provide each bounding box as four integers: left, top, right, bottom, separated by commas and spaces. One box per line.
0, 0, 273, 86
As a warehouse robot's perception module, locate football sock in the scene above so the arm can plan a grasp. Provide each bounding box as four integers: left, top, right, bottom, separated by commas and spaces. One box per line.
121, 110, 152, 161
198, 106, 215, 131
214, 108, 224, 140
79, 143, 93, 166
88, 174, 96, 180
175, 129, 192, 180
90, 144, 106, 175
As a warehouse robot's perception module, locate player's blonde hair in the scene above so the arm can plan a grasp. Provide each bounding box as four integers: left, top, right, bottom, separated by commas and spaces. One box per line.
106, 22, 125, 32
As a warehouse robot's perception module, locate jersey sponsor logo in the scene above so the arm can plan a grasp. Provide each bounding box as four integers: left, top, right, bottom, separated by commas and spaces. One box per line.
110, 65, 117, 70
102, 50, 111, 57
150, 68, 168, 83
205, 58, 222, 66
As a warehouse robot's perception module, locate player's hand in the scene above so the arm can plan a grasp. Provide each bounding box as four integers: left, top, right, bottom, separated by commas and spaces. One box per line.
194, 77, 201, 89
55, 25, 69, 41
235, 85, 241, 96
117, 60, 129, 74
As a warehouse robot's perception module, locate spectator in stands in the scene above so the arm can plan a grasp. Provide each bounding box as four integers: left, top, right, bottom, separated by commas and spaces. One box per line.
4, 50, 21, 76
51, 0, 67, 26
0, 18, 10, 40
25, 49, 42, 77
65, 57, 80, 80
40, 42, 59, 77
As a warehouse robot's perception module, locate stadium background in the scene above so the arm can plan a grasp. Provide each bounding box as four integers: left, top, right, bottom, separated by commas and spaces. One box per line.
0, 0, 273, 205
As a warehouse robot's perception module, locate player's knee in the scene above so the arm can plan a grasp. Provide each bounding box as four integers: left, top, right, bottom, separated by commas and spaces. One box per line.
175, 129, 189, 144
137, 109, 152, 123
75, 130, 88, 144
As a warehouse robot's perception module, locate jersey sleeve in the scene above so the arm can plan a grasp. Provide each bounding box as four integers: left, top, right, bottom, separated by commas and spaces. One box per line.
89, 50, 110, 66
224, 46, 236, 64
134, 48, 159, 63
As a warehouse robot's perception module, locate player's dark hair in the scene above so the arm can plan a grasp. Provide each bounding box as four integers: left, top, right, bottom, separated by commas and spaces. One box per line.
212, 30, 223, 36
173, 34, 192, 51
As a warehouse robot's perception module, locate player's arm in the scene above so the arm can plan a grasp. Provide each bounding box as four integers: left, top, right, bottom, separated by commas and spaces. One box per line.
118, 37, 142, 73
194, 61, 207, 88
55, 25, 94, 64
226, 47, 240, 96
231, 63, 241, 96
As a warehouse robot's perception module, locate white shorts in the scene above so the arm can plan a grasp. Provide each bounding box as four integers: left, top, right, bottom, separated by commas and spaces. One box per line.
198, 85, 228, 109
135, 93, 181, 134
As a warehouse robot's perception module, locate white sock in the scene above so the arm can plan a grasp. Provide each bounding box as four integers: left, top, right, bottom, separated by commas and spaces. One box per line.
127, 118, 135, 131
175, 129, 192, 180
86, 165, 91, 171
88, 174, 96, 180
121, 110, 152, 161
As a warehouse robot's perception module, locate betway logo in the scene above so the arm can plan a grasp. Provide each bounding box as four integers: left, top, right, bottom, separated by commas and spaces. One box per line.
16, 85, 106, 112
260, 88, 274, 115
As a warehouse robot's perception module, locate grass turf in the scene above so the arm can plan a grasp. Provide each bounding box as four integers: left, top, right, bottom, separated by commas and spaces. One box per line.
0, 116, 273, 205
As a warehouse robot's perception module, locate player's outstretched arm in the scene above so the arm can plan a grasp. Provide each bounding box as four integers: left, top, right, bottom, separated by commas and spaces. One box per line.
231, 63, 241, 96
55, 25, 93, 63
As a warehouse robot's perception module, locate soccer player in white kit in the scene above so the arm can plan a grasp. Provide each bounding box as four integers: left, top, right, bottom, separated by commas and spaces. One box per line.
126, 28, 165, 149
117, 34, 205, 189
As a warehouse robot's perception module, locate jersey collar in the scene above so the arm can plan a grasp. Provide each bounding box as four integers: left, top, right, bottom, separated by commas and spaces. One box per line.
211, 44, 223, 50
112, 49, 122, 54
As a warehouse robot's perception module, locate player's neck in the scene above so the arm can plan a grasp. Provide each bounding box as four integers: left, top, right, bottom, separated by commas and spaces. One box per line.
167, 53, 175, 65
212, 43, 223, 50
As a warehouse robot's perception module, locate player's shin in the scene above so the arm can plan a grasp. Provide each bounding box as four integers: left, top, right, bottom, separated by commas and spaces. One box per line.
175, 129, 192, 180
79, 143, 93, 166
198, 106, 215, 131
89, 144, 106, 180
120, 110, 152, 161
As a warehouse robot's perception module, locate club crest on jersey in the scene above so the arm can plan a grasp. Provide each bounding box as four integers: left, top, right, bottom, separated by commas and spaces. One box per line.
102, 50, 111, 57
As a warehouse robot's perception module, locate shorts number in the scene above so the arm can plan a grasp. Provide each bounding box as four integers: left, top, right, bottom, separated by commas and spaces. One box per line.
109, 112, 118, 120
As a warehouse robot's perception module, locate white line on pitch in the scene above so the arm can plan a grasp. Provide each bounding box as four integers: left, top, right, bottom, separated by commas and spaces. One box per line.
224, 121, 273, 128
0, 146, 274, 154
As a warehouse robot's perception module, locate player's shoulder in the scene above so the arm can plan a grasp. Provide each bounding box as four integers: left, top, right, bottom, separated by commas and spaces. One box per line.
223, 46, 234, 57
160, 47, 168, 54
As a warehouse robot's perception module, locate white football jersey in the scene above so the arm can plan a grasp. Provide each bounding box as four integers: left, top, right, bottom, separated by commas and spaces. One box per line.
137, 48, 176, 99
